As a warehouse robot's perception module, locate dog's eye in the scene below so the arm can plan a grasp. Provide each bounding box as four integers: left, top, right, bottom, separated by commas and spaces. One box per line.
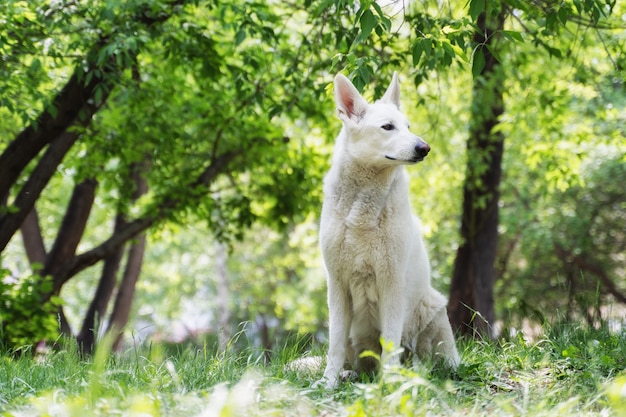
381, 123, 395, 131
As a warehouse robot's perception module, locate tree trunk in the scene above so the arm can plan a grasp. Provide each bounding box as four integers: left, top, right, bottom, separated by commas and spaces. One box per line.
1, 0, 215, 347
76, 214, 127, 356
21, 206, 77, 337
57, 309, 73, 337
257, 314, 273, 364
107, 161, 149, 351
39, 178, 99, 338
0, 52, 112, 205
448, 9, 506, 339
109, 232, 147, 352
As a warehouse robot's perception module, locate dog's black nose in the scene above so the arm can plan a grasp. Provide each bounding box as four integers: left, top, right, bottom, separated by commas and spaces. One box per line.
415, 142, 430, 159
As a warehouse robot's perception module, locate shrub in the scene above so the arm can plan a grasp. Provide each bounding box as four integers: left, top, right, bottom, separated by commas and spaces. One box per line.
0, 269, 61, 353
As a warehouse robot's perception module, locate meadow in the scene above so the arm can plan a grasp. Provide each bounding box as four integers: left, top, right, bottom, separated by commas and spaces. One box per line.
2, 324, 626, 416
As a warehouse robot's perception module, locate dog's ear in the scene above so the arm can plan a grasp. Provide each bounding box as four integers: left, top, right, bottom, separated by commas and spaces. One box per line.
334, 74, 368, 123
379, 72, 400, 109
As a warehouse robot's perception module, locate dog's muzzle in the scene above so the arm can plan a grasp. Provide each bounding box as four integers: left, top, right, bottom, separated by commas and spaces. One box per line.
384, 139, 431, 163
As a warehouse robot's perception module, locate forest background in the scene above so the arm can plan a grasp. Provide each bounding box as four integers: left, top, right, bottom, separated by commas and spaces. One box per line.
0, 0, 624, 356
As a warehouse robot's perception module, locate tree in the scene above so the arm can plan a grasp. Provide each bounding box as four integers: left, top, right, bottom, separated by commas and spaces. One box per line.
0, 0, 343, 351
448, 5, 505, 338
399, 0, 624, 338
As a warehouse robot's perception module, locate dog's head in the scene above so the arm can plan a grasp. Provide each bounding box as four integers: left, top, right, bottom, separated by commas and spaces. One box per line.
334, 72, 429, 166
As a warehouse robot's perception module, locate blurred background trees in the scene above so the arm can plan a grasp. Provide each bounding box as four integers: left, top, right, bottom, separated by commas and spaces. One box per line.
0, 0, 624, 354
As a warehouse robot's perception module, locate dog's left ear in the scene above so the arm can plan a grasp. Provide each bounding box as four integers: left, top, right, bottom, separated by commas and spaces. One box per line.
379, 72, 400, 109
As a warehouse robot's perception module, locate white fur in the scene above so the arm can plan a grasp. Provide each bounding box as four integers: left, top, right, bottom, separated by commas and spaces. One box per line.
317, 72, 460, 389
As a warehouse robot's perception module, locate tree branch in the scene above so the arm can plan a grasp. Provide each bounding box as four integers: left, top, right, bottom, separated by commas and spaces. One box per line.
45, 150, 239, 301
0, 44, 114, 204
20, 208, 47, 266
44, 178, 98, 280
0, 131, 81, 252
0, 0, 190, 254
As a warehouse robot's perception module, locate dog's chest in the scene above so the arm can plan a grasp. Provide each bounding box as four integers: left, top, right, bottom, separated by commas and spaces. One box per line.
321, 166, 411, 281
322, 193, 401, 283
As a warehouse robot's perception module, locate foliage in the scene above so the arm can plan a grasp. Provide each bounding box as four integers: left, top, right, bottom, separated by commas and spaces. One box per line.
493, 0, 626, 325
0, 0, 341, 348
390, 0, 625, 332
0, 270, 61, 352
1, 325, 626, 415
1, 0, 625, 351
498, 154, 626, 326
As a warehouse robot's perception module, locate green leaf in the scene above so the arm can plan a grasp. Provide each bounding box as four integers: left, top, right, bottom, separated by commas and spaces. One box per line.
558, 5, 570, 24
485, 43, 501, 63
371, 2, 391, 30
502, 30, 524, 43
544, 44, 562, 58
29, 57, 41, 73
412, 42, 424, 66
547, 11, 558, 28
591, 5, 601, 22
371, 1, 385, 19
468, 0, 485, 21
573, 0, 583, 14
442, 39, 469, 62
235, 29, 246, 46
48, 104, 58, 119
85, 69, 94, 86
472, 47, 485, 77
96, 46, 109, 66
357, 65, 371, 86
359, 9, 377, 39
94, 86, 103, 104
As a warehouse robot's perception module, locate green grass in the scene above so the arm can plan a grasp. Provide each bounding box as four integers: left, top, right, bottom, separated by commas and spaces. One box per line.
1, 325, 626, 416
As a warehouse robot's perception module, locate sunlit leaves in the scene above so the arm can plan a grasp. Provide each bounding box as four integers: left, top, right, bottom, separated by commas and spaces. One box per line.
359, 9, 378, 39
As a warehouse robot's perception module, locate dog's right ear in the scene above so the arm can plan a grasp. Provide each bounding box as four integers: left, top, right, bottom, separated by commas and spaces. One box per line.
334, 74, 368, 124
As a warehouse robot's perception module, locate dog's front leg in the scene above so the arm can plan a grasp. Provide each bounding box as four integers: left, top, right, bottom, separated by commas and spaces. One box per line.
318, 278, 351, 389
378, 279, 405, 367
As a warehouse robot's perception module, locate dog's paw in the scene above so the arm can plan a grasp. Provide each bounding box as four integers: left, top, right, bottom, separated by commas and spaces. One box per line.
312, 370, 357, 389
446, 351, 461, 370
312, 376, 337, 390
339, 370, 359, 381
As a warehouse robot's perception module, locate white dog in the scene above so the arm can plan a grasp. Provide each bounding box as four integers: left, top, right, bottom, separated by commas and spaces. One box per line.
317, 72, 460, 389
